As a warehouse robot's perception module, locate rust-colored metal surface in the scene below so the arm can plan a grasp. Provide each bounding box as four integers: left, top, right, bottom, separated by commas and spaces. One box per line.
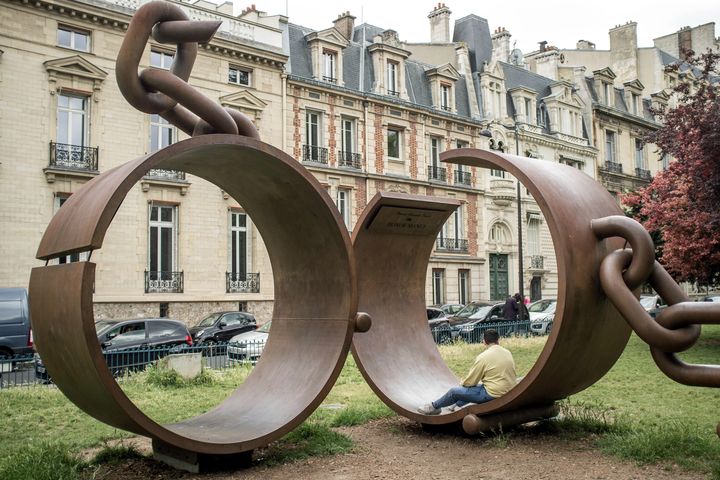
352, 149, 631, 425
30, 135, 358, 454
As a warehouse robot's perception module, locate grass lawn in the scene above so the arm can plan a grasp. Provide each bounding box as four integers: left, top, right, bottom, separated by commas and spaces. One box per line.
0, 326, 718, 478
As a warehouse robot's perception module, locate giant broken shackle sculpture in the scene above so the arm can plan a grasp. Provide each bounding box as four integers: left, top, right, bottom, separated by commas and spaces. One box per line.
28, 0, 719, 471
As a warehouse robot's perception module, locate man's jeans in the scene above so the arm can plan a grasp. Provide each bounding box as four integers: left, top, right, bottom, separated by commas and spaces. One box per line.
431, 384, 494, 409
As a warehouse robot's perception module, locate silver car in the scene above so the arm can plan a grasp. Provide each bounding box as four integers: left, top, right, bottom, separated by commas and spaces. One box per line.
227, 321, 271, 363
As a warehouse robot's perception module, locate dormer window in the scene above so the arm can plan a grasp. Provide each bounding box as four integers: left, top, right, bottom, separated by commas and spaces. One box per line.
631, 93, 640, 115
603, 83, 612, 105
440, 84, 451, 111
387, 61, 399, 96
322, 50, 337, 83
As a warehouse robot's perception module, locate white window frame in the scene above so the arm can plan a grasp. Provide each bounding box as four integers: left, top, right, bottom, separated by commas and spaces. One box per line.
305, 110, 321, 147
150, 50, 174, 69
341, 117, 355, 154
336, 189, 351, 229
387, 128, 401, 160
322, 50, 337, 82
57, 94, 88, 147
527, 218, 540, 256
57, 25, 90, 52
150, 114, 175, 153
148, 204, 178, 276
440, 84, 451, 110
229, 211, 252, 278
228, 66, 251, 86
453, 207, 464, 240
429, 137, 441, 168
387, 61, 398, 95
432, 268, 445, 305
634, 139, 646, 170
605, 130, 616, 163
458, 269, 470, 305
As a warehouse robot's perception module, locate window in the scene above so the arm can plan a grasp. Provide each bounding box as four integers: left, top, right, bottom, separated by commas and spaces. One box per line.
603, 83, 612, 105
661, 153, 670, 170
150, 114, 174, 153
429, 137, 441, 168
634, 139, 645, 170
229, 211, 250, 280
387, 61, 398, 96
489, 223, 510, 244
432, 269, 445, 305
54, 194, 89, 264
524, 98, 532, 123
336, 189, 351, 228
489, 82, 503, 117
536, 104, 546, 127
458, 269, 470, 305
306, 111, 321, 147
57, 26, 90, 52
228, 67, 251, 86
455, 140, 468, 177
322, 50, 337, 83
491, 168, 506, 178
148, 204, 177, 278
57, 94, 87, 147
527, 218, 540, 256
151, 50, 174, 69
387, 128, 401, 159
341, 118, 355, 154
440, 84, 451, 111
631, 93, 640, 115
453, 207, 464, 240
605, 131, 616, 162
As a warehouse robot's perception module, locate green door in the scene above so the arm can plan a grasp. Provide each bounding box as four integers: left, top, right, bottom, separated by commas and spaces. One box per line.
489, 253, 509, 301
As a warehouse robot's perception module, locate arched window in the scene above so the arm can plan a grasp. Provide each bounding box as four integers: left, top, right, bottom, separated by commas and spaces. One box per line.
489, 222, 511, 244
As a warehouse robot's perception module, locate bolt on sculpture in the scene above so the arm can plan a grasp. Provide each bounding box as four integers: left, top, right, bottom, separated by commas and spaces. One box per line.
28, 0, 719, 471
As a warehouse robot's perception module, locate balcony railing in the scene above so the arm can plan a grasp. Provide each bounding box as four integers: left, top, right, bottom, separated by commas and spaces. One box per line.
603, 161, 623, 174
635, 167, 651, 180
145, 271, 184, 293
145, 169, 186, 181
454, 170, 472, 186
387, 89, 399, 97
49, 141, 98, 172
322, 76, 337, 83
436, 237, 469, 252
302, 144, 328, 164
529, 255, 544, 269
428, 165, 447, 182
337, 151, 362, 169
226, 272, 260, 293
440, 105, 452, 112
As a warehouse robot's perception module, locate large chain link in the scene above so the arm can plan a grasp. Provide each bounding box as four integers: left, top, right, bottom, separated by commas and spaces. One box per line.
116, 1, 259, 139
592, 215, 720, 388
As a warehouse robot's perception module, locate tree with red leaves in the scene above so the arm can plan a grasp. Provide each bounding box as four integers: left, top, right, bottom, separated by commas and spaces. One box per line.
623, 50, 720, 286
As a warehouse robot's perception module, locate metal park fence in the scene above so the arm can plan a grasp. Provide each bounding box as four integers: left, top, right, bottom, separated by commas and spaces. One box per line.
0, 320, 541, 389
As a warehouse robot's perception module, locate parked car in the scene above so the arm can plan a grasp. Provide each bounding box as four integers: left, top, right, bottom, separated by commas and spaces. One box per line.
35, 318, 192, 381
450, 302, 506, 342
528, 299, 557, 321
640, 295, 666, 318
702, 296, 720, 303
438, 304, 465, 316
530, 313, 554, 335
189, 311, 257, 348
427, 307, 453, 344
0, 288, 33, 359
227, 321, 271, 364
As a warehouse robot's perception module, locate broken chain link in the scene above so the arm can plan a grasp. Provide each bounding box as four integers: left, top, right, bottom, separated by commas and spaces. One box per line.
116, 1, 259, 139
592, 215, 720, 388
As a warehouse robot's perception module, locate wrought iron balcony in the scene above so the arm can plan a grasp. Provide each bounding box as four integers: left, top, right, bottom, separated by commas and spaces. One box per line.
145, 169, 186, 181
436, 237, 469, 252
428, 165, 447, 182
529, 255, 544, 269
49, 141, 98, 172
226, 272, 260, 293
603, 161, 623, 174
387, 89, 399, 97
302, 144, 328, 164
454, 170, 472, 186
440, 105, 452, 112
322, 75, 337, 83
338, 151, 362, 169
635, 167, 651, 180
145, 271, 183, 293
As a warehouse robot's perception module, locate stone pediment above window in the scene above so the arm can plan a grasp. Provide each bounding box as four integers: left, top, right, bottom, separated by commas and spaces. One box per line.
44, 55, 107, 97
426, 63, 459, 82
305, 28, 350, 49
219, 90, 268, 120
623, 79, 644, 93
592, 67, 616, 82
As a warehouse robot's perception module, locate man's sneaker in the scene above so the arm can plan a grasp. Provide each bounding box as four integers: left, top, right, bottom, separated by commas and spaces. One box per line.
447, 404, 459, 412
417, 403, 441, 415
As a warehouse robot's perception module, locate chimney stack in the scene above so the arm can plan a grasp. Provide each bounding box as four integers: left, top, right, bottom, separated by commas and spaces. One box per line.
428, 3, 451, 43
491, 27, 512, 63
333, 11, 356, 41
576, 39, 596, 50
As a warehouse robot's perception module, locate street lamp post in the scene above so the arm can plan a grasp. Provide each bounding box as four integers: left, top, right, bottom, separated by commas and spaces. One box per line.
481, 120, 524, 301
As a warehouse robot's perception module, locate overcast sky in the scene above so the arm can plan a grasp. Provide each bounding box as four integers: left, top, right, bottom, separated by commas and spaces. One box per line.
225, 0, 718, 55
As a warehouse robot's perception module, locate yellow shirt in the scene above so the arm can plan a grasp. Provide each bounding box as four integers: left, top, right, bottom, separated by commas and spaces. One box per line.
461, 344, 517, 398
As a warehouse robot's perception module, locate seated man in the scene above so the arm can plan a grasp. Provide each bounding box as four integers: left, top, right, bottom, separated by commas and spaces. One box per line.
418, 329, 517, 415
